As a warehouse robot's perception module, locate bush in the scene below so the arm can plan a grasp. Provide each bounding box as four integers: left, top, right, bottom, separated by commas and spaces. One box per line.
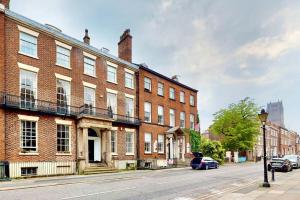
200, 138, 225, 164
189, 129, 201, 152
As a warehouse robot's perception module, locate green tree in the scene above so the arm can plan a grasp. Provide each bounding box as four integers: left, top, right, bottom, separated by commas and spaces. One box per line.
210, 97, 260, 152
189, 129, 201, 152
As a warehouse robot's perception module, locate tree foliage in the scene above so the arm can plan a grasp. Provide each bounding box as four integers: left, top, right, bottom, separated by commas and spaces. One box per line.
200, 138, 225, 164
210, 97, 260, 152
189, 129, 201, 152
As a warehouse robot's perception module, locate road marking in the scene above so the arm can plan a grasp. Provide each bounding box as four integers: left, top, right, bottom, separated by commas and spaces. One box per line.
197, 179, 258, 200
61, 187, 137, 199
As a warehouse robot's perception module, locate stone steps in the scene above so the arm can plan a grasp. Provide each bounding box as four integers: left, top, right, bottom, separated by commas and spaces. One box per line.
83, 166, 118, 175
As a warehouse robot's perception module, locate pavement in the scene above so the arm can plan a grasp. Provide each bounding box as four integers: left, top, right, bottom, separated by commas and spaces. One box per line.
0, 162, 299, 199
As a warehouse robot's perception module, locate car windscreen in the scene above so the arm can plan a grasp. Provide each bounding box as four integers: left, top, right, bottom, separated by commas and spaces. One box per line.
283, 155, 297, 161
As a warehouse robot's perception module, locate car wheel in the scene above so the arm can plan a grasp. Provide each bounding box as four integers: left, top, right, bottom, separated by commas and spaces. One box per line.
290, 166, 293, 171
205, 165, 209, 170
216, 164, 219, 169
192, 166, 196, 170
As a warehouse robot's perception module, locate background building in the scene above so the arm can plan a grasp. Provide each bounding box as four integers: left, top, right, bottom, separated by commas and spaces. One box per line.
267, 101, 285, 127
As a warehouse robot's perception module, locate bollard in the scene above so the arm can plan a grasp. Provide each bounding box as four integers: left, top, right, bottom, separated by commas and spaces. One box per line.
271, 167, 275, 181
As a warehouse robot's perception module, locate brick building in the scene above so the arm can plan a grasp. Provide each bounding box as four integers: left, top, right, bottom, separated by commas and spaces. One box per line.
0, 1, 198, 177
137, 65, 198, 167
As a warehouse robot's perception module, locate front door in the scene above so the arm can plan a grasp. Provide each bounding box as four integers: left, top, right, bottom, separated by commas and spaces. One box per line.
88, 140, 94, 162
88, 137, 101, 162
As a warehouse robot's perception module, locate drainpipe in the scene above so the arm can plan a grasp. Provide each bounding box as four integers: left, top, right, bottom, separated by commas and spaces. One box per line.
136, 71, 140, 165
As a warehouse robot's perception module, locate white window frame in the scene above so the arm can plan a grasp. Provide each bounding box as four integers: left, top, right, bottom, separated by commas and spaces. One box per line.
125, 95, 134, 119
56, 78, 71, 114
158, 82, 164, 96
169, 109, 175, 127
19, 115, 39, 154
158, 134, 164, 153
107, 64, 117, 84
126, 132, 134, 155
125, 72, 134, 89
180, 91, 185, 103
18, 26, 39, 59
190, 95, 195, 106
144, 77, 151, 91
56, 124, 71, 154
158, 105, 164, 125
144, 102, 152, 123
180, 112, 186, 128
107, 91, 118, 117
20, 69, 38, 110
55, 41, 72, 69
84, 86, 96, 113
84, 56, 96, 77
169, 87, 175, 100
144, 133, 152, 154
190, 114, 195, 130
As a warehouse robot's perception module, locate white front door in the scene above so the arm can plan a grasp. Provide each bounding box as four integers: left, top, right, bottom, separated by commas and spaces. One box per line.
88, 136, 101, 162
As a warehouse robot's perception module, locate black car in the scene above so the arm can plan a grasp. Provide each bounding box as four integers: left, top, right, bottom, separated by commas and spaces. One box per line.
268, 158, 293, 172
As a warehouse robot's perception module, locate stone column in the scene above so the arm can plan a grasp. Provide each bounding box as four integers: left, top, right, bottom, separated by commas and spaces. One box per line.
182, 136, 186, 162
169, 137, 173, 160
83, 128, 89, 164
106, 130, 112, 164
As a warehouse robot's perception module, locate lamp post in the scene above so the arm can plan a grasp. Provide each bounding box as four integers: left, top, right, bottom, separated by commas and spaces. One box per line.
258, 109, 270, 187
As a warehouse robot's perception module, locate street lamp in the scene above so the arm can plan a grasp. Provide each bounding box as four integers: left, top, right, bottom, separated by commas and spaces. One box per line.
258, 109, 270, 187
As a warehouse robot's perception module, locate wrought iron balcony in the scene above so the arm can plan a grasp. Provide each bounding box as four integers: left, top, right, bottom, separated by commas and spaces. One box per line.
0, 92, 140, 126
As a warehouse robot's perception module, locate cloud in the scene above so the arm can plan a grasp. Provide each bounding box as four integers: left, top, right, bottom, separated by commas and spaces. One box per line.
11, 0, 300, 133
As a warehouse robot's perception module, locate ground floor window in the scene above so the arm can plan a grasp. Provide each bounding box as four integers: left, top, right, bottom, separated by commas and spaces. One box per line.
57, 124, 70, 153
20, 120, 37, 152
126, 132, 134, 154
111, 131, 117, 153
158, 134, 164, 153
144, 133, 152, 154
21, 167, 37, 176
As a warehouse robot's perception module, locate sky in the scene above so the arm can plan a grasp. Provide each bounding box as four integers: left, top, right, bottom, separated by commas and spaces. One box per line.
10, 0, 300, 133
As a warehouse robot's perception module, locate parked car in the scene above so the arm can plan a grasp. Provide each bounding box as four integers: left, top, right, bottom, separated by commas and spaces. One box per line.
283, 155, 300, 169
190, 152, 219, 170
268, 158, 293, 172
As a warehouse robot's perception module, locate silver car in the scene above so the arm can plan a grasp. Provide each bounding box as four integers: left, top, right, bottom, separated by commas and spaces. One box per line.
283, 155, 300, 169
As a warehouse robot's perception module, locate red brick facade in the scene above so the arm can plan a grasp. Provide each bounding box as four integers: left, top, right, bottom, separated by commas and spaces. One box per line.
0, 2, 198, 177
137, 67, 198, 164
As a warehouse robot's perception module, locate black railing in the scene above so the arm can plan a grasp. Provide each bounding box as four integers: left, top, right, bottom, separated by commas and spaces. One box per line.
2, 93, 79, 117
0, 92, 140, 125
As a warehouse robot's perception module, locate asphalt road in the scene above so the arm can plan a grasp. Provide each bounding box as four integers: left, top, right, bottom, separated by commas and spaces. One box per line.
0, 162, 270, 200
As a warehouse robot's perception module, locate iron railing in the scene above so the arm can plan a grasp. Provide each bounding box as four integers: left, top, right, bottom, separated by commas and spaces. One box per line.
0, 92, 140, 125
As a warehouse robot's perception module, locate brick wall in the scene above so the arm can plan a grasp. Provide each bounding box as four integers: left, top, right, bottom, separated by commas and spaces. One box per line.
0, 9, 5, 160
5, 110, 76, 162
137, 68, 198, 159
2, 17, 138, 162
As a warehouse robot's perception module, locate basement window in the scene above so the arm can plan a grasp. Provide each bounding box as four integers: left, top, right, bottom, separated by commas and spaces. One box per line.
21, 167, 37, 176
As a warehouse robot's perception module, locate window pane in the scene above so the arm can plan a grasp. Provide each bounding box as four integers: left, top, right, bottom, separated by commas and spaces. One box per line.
56, 46, 70, 68
57, 124, 70, 153
144, 77, 151, 91
20, 70, 37, 109
20, 32, 37, 57
125, 73, 134, 88
21, 120, 37, 152
84, 57, 96, 76
144, 102, 151, 122
107, 66, 117, 83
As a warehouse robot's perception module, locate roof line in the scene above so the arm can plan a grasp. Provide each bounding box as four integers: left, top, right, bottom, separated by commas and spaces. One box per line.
4, 8, 139, 71
138, 65, 198, 92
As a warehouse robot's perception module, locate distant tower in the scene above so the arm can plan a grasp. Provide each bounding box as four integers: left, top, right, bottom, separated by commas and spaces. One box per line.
266, 101, 285, 127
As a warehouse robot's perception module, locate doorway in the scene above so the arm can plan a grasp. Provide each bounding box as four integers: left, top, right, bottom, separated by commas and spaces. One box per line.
88, 128, 101, 163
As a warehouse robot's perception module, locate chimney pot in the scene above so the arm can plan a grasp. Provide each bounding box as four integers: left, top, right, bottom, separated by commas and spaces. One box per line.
0, 0, 9, 8
118, 29, 132, 63
83, 29, 90, 45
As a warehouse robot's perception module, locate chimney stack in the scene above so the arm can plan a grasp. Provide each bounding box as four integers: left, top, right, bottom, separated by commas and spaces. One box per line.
83, 29, 90, 45
118, 29, 132, 63
0, 0, 9, 8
